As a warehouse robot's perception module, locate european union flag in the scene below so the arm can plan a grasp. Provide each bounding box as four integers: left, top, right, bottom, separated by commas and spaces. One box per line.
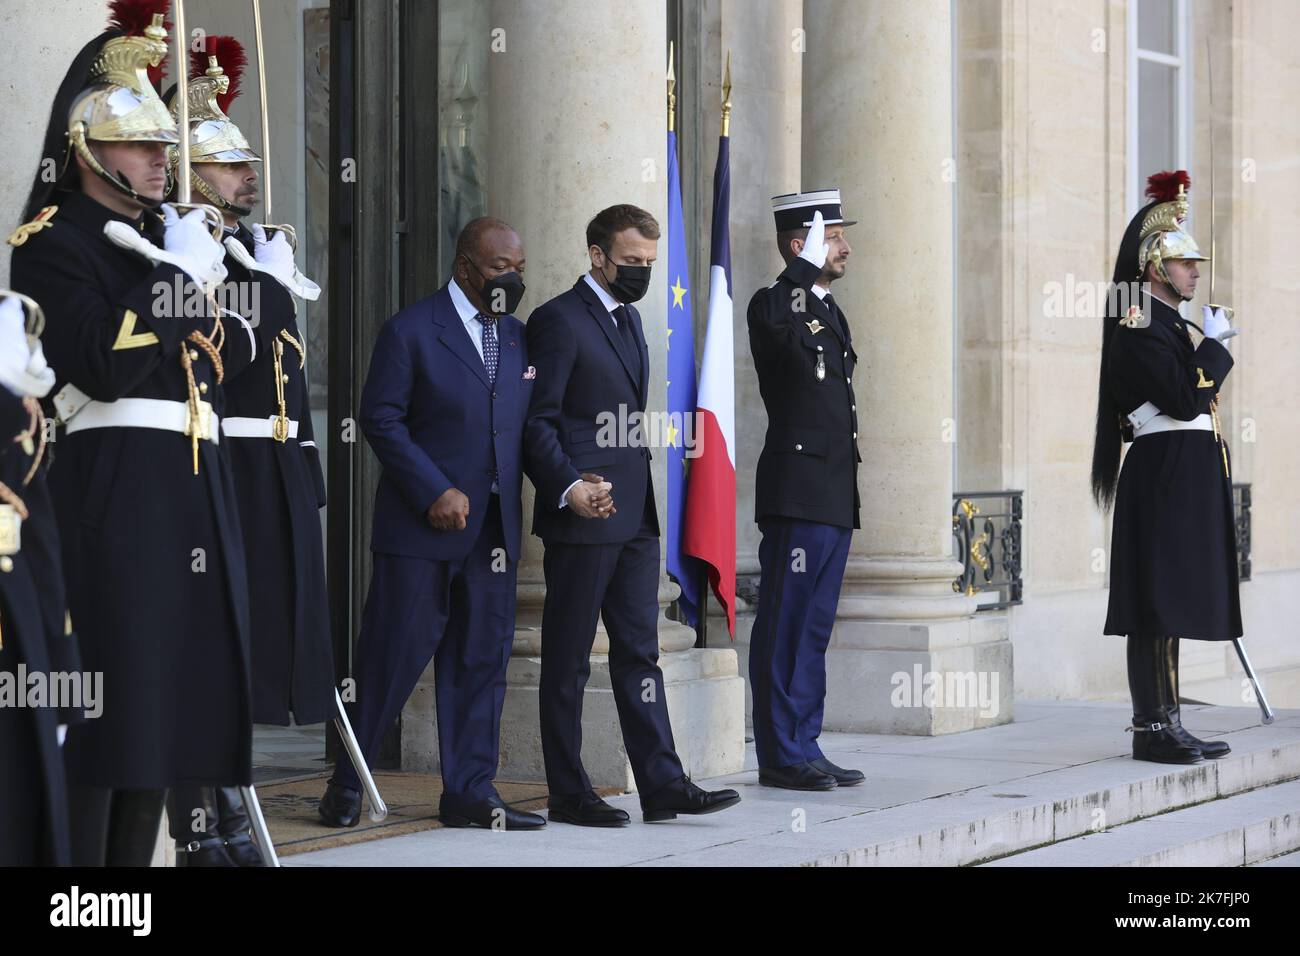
665, 127, 701, 627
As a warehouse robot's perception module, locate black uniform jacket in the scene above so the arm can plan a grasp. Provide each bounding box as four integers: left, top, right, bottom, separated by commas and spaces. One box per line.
747, 256, 861, 530
1103, 295, 1241, 641
9, 191, 253, 788
218, 224, 331, 725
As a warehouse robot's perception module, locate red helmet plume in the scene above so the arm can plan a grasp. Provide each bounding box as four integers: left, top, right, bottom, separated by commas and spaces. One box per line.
1144, 170, 1190, 204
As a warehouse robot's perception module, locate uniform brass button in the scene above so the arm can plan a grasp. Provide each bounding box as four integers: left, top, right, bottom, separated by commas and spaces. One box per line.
816, 345, 823, 352
0, 556, 12, 573
847, 377, 852, 384
844, 351, 848, 358
199, 382, 208, 394
853, 432, 858, 439
794, 443, 803, 451
189, 349, 199, 361
282, 374, 290, 384
851, 404, 856, 412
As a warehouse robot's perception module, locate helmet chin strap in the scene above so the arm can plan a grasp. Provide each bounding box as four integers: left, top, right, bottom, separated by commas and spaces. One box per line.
114, 170, 165, 210
1166, 268, 1195, 302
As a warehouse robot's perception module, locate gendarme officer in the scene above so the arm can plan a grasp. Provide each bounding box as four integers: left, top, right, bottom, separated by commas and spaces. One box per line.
746, 189, 865, 792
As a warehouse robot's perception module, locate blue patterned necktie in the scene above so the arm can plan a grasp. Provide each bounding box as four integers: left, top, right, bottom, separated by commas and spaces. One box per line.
477, 313, 499, 385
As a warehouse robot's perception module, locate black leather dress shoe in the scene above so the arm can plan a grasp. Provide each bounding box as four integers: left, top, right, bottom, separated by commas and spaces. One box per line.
318, 782, 362, 828
758, 763, 837, 791
808, 757, 865, 786
640, 775, 741, 823
549, 791, 630, 827
439, 793, 546, 830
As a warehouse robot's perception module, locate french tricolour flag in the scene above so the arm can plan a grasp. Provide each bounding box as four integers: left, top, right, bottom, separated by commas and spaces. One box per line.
683, 134, 736, 636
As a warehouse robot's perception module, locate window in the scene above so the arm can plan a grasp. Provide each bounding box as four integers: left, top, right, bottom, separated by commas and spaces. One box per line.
1127, 0, 1191, 214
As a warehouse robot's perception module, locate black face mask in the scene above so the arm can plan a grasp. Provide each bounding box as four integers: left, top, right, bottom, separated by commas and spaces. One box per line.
466, 258, 526, 315
600, 251, 652, 304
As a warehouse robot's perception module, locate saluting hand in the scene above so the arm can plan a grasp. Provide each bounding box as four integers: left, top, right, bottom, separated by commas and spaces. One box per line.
427, 487, 470, 531
798, 210, 830, 270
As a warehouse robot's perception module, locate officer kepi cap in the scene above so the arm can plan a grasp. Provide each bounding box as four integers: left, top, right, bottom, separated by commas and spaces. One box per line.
770, 188, 857, 231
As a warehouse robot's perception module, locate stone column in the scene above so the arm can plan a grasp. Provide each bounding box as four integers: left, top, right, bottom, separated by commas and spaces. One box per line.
791, 0, 1010, 733
401, 0, 745, 789
0, 0, 106, 283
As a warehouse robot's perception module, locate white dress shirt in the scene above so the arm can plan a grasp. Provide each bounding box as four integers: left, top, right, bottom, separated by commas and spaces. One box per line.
583, 271, 621, 321
448, 276, 488, 361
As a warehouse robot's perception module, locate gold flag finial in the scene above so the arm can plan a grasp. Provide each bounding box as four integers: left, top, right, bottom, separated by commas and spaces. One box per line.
721, 50, 733, 137
667, 41, 676, 133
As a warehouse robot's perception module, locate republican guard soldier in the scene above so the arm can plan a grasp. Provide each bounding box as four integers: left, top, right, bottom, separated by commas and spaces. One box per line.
7, 1, 254, 865
0, 290, 80, 866
1092, 170, 1240, 764
161, 36, 328, 866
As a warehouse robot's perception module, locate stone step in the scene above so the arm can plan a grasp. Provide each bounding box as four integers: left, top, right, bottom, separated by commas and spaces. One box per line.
287, 704, 1300, 867
769, 724, 1300, 866
1250, 848, 1300, 866
980, 777, 1300, 867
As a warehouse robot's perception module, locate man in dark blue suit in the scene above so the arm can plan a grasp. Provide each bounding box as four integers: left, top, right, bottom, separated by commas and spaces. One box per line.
319, 217, 544, 830
525, 204, 740, 826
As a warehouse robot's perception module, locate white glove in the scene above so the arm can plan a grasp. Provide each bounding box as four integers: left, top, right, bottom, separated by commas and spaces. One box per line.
0, 297, 32, 390
250, 223, 321, 301
798, 209, 829, 270
107, 208, 229, 290
162, 206, 228, 289
0, 296, 54, 398
1202, 305, 1239, 344
15, 339, 55, 398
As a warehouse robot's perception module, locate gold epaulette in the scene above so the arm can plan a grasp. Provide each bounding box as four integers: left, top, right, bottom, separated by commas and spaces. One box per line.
6, 206, 58, 247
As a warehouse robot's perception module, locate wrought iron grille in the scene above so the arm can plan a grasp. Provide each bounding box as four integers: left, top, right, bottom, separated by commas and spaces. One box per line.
952, 490, 1023, 610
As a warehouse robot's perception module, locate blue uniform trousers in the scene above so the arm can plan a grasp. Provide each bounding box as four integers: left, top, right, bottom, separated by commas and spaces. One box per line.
749, 516, 852, 769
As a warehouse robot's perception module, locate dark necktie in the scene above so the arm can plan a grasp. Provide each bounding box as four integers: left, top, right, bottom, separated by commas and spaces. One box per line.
477, 313, 499, 385
613, 305, 640, 380
823, 293, 847, 340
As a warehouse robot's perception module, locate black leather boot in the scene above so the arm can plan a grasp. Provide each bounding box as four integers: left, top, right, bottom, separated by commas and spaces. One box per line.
1162, 638, 1231, 759
216, 787, 266, 866
168, 787, 236, 867
1127, 635, 1202, 764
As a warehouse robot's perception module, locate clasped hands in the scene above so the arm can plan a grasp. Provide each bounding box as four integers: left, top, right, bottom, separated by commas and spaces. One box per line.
566, 472, 616, 520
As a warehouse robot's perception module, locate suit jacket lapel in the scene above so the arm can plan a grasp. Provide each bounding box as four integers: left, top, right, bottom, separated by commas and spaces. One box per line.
434, 286, 492, 390
628, 305, 649, 406
575, 279, 639, 393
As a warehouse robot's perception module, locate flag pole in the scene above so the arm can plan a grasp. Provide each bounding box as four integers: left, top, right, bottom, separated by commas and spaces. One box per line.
696, 53, 732, 649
